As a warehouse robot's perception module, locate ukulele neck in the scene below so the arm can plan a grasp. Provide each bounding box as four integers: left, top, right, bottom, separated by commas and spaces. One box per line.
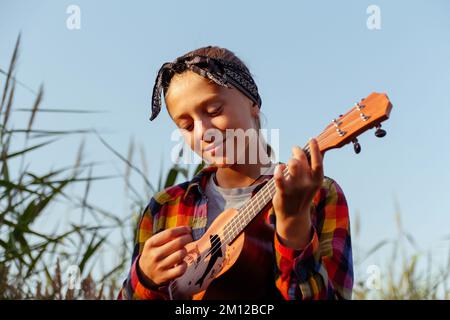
220, 92, 393, 246
221, 146, 309, 245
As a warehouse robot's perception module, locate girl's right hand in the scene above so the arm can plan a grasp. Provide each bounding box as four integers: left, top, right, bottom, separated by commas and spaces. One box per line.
137, 226, 193, 288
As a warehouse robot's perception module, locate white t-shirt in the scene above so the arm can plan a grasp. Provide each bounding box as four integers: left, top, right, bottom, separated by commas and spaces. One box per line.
204, 163, 277, 229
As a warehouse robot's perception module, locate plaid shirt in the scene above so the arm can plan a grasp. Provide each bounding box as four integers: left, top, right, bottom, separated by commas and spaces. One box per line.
118, 165, 353, 300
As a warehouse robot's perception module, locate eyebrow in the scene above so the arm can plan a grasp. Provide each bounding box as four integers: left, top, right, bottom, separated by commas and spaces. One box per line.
173, 95, 222, 122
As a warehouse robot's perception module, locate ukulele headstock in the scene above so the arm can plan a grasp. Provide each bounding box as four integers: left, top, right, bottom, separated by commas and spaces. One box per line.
317, 92, 393, 154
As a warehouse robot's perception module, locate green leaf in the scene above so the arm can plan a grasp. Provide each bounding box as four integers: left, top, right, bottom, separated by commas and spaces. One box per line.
164, 167, 178, 188
18, 180, 70, 228
0, 33, 20, 113
164, 165, 188, 188
0, 179, 40, 195
193, 161, 206, 176
24, 244, 48, 279
78, 232, 106, 274
5, 138, 59, 160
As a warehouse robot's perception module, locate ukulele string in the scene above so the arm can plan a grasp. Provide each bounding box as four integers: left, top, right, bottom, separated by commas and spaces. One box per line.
187, 163, 281, 259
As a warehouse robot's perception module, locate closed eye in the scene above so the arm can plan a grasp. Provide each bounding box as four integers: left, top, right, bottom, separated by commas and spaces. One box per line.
207, 105, 223, 116
181, 123, 194, 131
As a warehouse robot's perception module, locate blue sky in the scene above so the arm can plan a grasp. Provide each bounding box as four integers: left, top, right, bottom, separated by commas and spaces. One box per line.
1, 0, 450, 291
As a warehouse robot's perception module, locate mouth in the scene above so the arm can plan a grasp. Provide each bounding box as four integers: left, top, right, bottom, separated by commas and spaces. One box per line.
203, 139, 226, 153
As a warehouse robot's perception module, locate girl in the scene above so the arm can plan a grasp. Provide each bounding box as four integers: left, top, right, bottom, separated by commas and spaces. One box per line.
118, 46, 353, 300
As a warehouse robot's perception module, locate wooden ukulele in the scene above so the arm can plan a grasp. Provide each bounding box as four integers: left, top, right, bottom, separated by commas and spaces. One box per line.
168, 92, 393, 300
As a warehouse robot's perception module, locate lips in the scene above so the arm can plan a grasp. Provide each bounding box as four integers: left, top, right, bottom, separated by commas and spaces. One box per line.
203, 139, 226, 152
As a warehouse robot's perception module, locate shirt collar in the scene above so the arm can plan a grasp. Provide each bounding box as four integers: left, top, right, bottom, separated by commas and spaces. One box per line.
184, 165, 218, 198
184, 164, 276, 199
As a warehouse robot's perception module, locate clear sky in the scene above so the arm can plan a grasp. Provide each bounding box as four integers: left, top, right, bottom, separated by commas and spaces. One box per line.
1, 0, 450, 291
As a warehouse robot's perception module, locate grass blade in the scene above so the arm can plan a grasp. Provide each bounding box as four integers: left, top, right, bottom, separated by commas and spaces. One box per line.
25, 84, 44, 140
0, 33, 20, 113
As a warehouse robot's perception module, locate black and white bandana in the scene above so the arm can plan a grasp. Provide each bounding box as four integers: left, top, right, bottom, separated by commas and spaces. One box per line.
150, 53, 262, 121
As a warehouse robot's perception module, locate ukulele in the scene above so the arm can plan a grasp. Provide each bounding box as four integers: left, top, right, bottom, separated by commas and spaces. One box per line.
168, 92, 393, 300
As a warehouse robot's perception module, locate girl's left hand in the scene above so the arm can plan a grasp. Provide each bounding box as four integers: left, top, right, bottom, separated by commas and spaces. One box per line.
272, 138, 324, 249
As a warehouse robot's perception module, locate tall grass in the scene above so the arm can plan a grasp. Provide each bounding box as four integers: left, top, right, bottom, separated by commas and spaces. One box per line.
0, 35, 448, 300
352, 210, 450, 299
0, 35, 112, 298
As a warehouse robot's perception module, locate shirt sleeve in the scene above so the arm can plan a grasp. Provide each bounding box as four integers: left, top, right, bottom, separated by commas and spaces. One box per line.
272, 178, 354, 300
117, 198, 170, 300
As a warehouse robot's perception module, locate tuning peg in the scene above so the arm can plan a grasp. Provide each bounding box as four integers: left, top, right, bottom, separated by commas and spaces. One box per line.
375, 124, 387, 138
352, 138, 361, 154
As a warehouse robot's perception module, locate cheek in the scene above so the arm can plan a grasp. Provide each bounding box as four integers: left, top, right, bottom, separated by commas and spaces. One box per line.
223, 107, 253, 130
181, 131, 203, 158
210, 115, 230, 131
181, 131, 195, 149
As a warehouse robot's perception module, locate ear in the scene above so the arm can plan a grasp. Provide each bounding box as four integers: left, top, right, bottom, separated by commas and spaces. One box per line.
250, 102, 260, 117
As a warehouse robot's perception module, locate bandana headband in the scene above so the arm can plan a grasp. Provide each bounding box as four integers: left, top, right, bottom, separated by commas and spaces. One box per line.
150, 54, 262, 121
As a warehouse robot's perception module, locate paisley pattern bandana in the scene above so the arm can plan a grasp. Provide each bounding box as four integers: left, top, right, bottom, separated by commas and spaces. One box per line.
150, 54, 262, 121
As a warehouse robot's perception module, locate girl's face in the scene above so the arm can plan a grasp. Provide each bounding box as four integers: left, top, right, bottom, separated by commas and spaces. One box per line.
165, 70, 260, 167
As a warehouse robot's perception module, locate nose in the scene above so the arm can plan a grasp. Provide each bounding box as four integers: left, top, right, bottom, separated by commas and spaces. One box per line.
193, 119, 206, 139
193, 118, 214, 142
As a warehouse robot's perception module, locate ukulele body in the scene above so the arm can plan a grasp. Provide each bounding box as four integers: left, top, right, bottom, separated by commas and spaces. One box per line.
169, 207, 282, 300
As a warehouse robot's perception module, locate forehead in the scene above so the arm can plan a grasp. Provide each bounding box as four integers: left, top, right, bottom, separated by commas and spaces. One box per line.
165, 71, 225, 117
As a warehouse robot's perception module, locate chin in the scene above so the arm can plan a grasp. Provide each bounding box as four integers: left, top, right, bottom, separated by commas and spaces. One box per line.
203, 156, 235, 168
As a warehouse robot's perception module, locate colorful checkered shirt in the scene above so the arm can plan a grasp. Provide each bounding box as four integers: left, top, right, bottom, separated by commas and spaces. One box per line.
118, 165, 353, 300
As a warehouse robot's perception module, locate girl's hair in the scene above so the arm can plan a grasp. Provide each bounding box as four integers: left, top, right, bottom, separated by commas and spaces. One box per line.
168, 45, 274, 160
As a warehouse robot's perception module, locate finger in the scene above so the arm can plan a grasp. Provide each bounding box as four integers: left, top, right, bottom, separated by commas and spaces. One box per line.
149, 226, 191, 248
156, 233, 193, 260
309, 138, 324, 185
287, 158, 302, 179
291, 145, 310, 173
160, 247, 188, 269
273, 163, 287, 194
291, 145, 307, 163
164, 261, 188, 281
